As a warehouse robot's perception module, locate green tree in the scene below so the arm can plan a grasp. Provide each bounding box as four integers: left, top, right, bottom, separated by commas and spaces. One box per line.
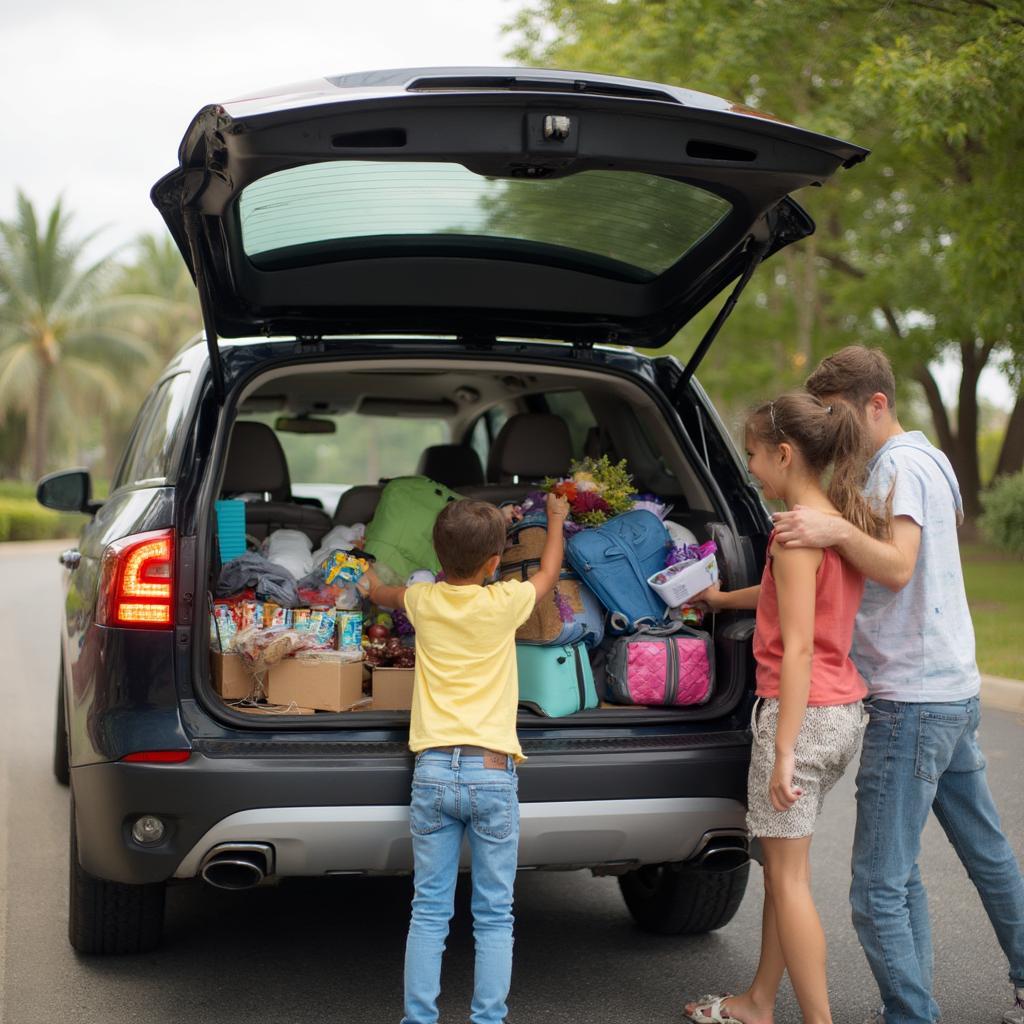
507, 0, 1024, 518
0, 193, 156, 480
114, 233, 200, 365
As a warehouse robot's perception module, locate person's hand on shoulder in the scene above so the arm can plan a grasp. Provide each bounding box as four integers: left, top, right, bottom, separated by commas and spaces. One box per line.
772, 504, 843, 549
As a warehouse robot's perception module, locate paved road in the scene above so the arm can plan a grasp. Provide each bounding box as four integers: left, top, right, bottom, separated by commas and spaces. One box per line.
1, 541, 1022, 1024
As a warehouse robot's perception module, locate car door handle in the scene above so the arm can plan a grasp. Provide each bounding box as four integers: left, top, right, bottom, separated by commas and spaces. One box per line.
59, 549, 81, 570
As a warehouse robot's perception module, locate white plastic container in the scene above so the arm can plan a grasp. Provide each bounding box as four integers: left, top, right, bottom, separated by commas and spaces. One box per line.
647, 554, 719, 606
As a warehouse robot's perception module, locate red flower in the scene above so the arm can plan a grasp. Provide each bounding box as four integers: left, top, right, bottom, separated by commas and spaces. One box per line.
570, 491, 611, 515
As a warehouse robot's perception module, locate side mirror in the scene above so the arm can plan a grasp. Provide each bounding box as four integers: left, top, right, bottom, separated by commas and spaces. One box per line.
36, 469, 101, 514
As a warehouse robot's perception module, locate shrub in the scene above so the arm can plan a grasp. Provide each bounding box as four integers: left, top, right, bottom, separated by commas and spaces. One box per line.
980, 471, 1024, 557
0, 498, 84, 542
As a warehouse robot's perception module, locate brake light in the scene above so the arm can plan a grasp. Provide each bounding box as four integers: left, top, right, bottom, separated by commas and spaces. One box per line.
98, 530, 174, 629
121, 750, 191, 763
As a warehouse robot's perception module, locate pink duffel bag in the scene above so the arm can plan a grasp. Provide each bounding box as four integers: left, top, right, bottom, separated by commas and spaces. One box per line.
604, 622, 713, 706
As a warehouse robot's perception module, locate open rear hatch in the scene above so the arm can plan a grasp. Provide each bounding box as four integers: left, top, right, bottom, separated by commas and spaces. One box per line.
151, 66, 867, 399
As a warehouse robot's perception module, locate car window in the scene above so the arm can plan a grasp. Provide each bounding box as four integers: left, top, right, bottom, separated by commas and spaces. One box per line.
122, 373, 193, 484
238, 161, 732, 278
466, 405, 510, 468
544, 390, 597, 457
241, 413, 448, 486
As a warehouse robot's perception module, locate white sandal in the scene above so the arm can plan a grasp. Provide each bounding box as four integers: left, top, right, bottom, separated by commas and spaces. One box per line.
684, 994, 741, 1023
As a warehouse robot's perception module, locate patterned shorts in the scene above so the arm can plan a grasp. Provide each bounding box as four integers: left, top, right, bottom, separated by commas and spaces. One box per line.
746, 697, 866, 839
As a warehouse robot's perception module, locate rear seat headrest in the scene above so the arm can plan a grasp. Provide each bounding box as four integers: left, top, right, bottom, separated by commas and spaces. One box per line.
487, 413, 573, 482
415, 444, 485, 489
223, 421, 291, 500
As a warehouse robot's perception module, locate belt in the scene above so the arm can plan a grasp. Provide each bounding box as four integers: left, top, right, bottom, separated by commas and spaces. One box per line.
431, 745, 506, 758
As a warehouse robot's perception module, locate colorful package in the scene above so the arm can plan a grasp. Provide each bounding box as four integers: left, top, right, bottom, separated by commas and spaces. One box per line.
210, 602, 239, 652
316, 550, 370, 587
307, 607, 337, 649
337, 610, 363, 653
238, 599, 264, 632
263, 602, 292, 629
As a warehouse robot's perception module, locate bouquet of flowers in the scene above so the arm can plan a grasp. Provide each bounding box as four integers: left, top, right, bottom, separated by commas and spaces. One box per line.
541, 456, 636, 527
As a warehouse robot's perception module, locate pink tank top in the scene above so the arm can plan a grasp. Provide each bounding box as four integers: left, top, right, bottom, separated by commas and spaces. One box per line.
753, 530, 867, 705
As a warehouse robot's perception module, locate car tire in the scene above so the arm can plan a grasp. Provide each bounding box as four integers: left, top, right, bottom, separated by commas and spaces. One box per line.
618, 860, 750, 935
53, 659, 70, 786
68, 798, 166, 954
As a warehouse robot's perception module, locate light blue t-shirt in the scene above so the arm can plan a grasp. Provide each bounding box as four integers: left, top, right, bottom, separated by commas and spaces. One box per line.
851, 431, 980, 702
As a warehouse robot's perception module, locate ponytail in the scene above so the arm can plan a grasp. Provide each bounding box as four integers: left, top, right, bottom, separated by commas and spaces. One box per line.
746, 391, 891, 540
824, 401, 891, 540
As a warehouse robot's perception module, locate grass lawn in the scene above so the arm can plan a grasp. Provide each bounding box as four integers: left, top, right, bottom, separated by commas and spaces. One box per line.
961, 543, 1024, 680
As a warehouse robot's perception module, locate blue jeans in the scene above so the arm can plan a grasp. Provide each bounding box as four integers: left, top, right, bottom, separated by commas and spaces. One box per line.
850, 696, 1024, 1024
401, 748, 520, 1024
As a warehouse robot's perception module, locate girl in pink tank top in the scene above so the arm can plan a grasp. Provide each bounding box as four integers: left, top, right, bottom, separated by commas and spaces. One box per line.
684, 393, 890, 1024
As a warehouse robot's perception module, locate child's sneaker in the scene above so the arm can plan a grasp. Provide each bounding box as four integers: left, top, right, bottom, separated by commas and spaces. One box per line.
1004, 986, 1024, 1024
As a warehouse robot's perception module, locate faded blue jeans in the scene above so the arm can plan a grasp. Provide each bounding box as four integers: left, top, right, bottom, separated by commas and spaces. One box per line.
401, 748, 520, 1024
850, 696, 1024, 1024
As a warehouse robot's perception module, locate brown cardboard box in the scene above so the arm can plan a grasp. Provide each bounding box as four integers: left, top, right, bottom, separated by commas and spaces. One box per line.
210, 651, 256, 701
267, 655, 364, 712
237, 703, 316, 715
371, 667, 415, 710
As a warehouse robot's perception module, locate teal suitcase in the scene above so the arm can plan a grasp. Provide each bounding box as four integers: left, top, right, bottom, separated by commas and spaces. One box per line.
516, 643, 598, 717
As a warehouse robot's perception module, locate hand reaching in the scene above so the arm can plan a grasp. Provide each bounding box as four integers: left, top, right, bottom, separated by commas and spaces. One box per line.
546, 492, 570, 523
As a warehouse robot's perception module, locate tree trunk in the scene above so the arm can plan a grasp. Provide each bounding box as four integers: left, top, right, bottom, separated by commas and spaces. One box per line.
954, 339, 994, 522
995, 394, 1024, 479
31, 365, 52, 482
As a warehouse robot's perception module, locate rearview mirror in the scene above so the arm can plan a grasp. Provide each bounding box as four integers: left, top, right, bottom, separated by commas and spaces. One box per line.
36, 469, 100, 514
274, 416, 336, 434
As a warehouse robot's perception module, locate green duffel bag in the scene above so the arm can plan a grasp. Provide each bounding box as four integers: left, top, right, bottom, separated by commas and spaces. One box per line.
516, 642, 599, 717
363, 476, 461, 579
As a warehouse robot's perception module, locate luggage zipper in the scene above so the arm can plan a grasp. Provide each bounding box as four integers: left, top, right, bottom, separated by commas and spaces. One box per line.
571, 646, 587, 710
666, 638, 679, 704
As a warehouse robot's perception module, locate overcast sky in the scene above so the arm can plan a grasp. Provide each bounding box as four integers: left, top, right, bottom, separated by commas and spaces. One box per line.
0, 0, 1011, 408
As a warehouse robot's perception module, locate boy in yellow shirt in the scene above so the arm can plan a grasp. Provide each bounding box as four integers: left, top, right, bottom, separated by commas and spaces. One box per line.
366, 494, 569, 1024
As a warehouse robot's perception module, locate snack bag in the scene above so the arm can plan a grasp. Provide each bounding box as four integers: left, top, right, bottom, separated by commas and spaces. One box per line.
316, 550, 370, 587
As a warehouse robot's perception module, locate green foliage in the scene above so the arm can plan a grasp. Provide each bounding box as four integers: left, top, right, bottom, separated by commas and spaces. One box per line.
960, 543, 1024, 679
506, 0, 1024, 507
0, 497, 83, 542
979, 471, 1024, 557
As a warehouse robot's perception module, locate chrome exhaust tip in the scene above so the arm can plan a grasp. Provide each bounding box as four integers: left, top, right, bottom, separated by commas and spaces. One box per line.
687, 830, 750, 872
199, 842, 274, 890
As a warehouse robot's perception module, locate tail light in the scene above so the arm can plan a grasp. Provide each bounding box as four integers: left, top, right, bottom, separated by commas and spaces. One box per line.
98, 529, 174, 629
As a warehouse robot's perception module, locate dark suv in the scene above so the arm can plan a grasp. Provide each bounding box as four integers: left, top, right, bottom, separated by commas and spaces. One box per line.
38, 66, 866, 954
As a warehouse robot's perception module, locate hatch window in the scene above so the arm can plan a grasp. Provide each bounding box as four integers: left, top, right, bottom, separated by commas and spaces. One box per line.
238, 161, 731, 278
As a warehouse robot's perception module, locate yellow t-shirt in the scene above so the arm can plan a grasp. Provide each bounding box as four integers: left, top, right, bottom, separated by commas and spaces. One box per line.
404, 579, 537, 762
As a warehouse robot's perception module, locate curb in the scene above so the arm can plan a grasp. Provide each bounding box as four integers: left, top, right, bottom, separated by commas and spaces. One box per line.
981, 674, 1024, 715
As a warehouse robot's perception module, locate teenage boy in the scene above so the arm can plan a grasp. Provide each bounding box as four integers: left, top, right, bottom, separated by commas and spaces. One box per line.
772, 345, 1024, 1024
366, 494, 569, 1024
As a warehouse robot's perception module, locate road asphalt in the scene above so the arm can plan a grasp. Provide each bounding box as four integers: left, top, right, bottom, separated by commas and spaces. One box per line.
1, 540, 1021, 1023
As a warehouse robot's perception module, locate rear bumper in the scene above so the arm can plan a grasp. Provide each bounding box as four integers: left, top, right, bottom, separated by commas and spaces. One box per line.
173, 797, 747, 878
71, 741, 750, 884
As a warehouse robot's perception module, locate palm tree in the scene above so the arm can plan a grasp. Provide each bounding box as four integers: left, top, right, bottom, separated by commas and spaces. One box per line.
115, 233, 201, 364
0, 192, 156, 480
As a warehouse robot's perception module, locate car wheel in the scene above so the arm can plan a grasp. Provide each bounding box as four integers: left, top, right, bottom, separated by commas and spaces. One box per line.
53, 658, 69, 786
618, 860, 750, 935
68, 797, 166, 954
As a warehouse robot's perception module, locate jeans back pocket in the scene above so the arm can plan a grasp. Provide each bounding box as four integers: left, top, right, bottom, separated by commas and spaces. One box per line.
915, 709, 970, 783
410, 781, 446, 835
468, 784, 517, 841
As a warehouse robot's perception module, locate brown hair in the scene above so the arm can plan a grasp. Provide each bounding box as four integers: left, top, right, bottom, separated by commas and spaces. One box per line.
432, 499, 507, 579
746, 391, 891, 539
805, 345, 896, 411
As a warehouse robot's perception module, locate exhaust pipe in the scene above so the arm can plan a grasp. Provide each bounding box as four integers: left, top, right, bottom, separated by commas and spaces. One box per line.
687, 830, 750, 872
199, 843, 274, 890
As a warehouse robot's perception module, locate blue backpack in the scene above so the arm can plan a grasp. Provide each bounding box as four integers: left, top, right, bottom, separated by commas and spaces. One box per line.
565, 509, 671, 634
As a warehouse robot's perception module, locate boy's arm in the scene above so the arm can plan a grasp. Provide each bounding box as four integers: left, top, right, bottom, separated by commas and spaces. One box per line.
528, 493, 570, 601
363, 570, 407, 611
770, 544, 820, 812
772, 506, 921, 592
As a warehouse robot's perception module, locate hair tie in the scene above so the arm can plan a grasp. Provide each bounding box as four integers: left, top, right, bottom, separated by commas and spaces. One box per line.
769, 401, 781, 435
